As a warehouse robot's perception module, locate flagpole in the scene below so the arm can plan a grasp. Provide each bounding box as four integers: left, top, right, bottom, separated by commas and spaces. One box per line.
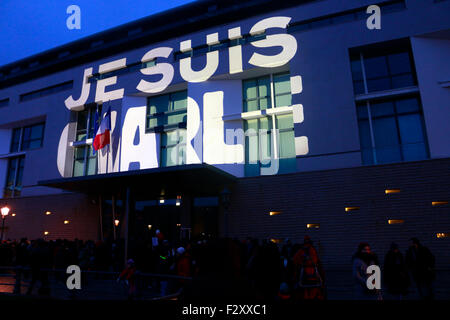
106, 144, 109, 174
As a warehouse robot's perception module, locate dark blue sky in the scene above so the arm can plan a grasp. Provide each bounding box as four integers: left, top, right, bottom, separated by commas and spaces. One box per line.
0, 0, 196, 66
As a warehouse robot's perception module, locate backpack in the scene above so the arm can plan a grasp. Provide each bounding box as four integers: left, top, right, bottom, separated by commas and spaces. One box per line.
298, 247, 323, 288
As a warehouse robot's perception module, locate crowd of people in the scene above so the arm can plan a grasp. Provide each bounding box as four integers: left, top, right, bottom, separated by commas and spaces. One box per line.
0, 234, 436, 300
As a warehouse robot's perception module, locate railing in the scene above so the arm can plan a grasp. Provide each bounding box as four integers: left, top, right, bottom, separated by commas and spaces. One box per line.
0, 266, 191, 300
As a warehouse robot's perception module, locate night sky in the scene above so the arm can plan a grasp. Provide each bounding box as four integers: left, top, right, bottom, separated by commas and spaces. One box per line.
0, 0, 196, 66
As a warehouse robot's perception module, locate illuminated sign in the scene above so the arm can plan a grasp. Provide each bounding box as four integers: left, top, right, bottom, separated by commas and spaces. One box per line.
57, 16, 309, 177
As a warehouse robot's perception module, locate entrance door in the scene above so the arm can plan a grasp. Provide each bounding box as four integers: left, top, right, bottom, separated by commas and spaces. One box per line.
191, 197, 219, 239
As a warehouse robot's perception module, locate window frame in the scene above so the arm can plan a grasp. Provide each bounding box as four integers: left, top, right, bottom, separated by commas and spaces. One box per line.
357, 95, 429, 165
9, 122, 45, 153
350, 42, 418, 95
146, 90, 188, 133
242, 72, 296, 176
3, 155, 25, 198
72, 104, 101, 177
160, 128, 187, 167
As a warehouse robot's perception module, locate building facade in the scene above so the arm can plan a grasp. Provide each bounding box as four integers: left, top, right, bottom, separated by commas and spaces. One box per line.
0, 0, 449, 277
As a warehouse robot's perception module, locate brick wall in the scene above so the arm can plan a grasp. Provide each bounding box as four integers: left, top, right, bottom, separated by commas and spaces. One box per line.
2, 192, 99, 241
227, 158, 450, 270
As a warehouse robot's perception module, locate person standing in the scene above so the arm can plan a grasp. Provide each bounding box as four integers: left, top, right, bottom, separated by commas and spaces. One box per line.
384, 242, 410, 299
117, 259, 137, 300
405, 238, 435, 300
293, 236, 325, 300
352, 242, 382, 300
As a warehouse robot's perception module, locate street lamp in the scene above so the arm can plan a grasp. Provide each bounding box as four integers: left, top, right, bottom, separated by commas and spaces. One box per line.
1, 205, 10, 242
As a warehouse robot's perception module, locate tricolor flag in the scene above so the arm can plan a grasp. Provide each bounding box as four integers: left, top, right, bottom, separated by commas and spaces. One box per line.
93, 106, 111, 152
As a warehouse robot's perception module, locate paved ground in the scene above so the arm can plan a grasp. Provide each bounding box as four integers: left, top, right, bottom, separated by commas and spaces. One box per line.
1, 270, 449, 300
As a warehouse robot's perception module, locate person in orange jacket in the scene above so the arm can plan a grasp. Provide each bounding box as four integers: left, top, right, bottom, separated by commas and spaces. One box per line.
118, 259, 137, 299
293, 236, 325, 300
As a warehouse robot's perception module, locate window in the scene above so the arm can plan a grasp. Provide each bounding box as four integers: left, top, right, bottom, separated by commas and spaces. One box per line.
75, 106, 97, 141
10, 123, 45, 152
243, 73, 295, 176
161, 129, 186, 167
73, 105, 100, 177
350, 41, 428, 165
357, 96, 428, 164
350, 43, 417, 95
243, 73, 292, 112
4, 156, 25, 198
0, 98, 9, 108
147, 91, 187, 167
146, 91, 187, 130
20, 81, 73, 102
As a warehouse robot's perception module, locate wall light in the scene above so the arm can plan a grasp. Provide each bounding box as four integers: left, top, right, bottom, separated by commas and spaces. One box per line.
11, 213, 16, 217
159, 198, 165, 204
385, 189, 401, 194
432, 201, 448, 206
307, 223, 320, 229
45, 211, 52, 215
176, 223, 181, 227
64, 220, 70, 225
436, 233, 449, 239
388, 219, 405, 225
269, 211, 281, 216
44, 231, 49, 236
114, 219, 120, 227
270, 238, 283, 244
345, 207, 360, 212
147, 224, 152, 230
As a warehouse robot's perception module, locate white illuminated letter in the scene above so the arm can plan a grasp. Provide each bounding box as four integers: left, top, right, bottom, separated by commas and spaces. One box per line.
65, 67, 92, 111
203, 91, 243, 164
136, 47, 174, 93
120, 106, 158, 171
179, 33, 219, 83
248, 16, 297, 68
95, 58, 126, 104
228, 27, 243, 74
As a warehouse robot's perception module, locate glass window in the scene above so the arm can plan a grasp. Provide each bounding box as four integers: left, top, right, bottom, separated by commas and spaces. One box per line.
395, 97, 420, 113
276, 114, 295, 159
76, 106, 98, 141
73, 145, 97, 177
147, 91, 187, 130
73, 105, 100, 177
161, 129, 186, 167
356, 96, 428, 165
243, 76, 271, 112
350, 43, 417, 94
9, 123, 45, 152
22, 123, 45, 150
274, 73, 292, 107
10, 128, 21, 153
146, 91, 187, 167
243, 73, 296, 176
3, 156, 25, 198
244, 118, 273, 176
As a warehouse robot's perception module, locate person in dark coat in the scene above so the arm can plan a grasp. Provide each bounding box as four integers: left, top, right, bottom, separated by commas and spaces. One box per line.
352, 242, 382, 300
405, 238, 435, 300
384, 242, 410, 299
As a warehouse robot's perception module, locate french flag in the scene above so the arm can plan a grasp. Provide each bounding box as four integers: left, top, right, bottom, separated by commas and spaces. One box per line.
93, 107, 111, 152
